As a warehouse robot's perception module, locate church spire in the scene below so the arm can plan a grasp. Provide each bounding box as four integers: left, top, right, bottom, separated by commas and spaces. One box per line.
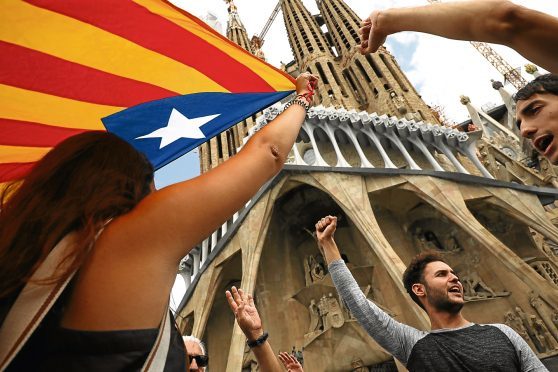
225, 0, 253, 53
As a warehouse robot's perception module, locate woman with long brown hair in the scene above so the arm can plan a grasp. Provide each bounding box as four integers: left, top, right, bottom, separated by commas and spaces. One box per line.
0, 73, 318, 371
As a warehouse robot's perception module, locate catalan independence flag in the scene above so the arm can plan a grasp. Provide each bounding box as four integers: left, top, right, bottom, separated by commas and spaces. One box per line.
0, 0, 295, 184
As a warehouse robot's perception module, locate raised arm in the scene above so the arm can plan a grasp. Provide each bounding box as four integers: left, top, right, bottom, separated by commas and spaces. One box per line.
114, 73, 319, 265
62, 74, 318, 331
316, 216, 425, 365
226, 287, 284, 372
359, 0, 558, 73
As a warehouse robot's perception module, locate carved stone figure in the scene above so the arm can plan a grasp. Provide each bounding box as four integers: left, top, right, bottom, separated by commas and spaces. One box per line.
505, 311, 536, 351
412, 227, 442, 252
326, 293, 345, 329
531, 315, 558, 352
304, 255, 326, 286
318, 295, 329, 331
461, 271, 507, 300
389, 90, 407, 115
516, 306, 545, 352
443, 233, 462, 253
351, 358, 369, 372
307, 299, 321, 333
530, 294, 558, 343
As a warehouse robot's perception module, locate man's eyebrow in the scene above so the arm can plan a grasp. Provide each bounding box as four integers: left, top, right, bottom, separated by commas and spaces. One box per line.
516, 100, 543, 128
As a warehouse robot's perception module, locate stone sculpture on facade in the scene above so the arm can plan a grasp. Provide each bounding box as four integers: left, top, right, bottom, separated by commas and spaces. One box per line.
530, 294, 558, 343
308, 299, 322, 333
506, 306, 558, 354
505, 310, 537, 351
461, 271, 504, 301
304, 254, 326, 286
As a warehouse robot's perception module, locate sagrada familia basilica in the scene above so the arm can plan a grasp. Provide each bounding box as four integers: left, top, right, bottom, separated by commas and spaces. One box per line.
176, 0, 558, 370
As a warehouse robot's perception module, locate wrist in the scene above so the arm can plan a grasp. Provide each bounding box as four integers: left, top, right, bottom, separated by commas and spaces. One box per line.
246, 328, 264, 342
246, 330, 269, 348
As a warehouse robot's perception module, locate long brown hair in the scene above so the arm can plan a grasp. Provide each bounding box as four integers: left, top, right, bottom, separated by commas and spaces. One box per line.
0, 131, 154, 299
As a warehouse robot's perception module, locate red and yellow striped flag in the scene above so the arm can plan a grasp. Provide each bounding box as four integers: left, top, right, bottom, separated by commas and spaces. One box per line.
0, 0, 295, 184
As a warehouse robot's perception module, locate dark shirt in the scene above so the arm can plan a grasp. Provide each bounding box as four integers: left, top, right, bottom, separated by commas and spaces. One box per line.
407, 324, 520, 371
2, 286, 186, 371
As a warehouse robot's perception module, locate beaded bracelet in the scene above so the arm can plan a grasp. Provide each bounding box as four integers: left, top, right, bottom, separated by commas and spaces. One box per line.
284, 96, 310, 112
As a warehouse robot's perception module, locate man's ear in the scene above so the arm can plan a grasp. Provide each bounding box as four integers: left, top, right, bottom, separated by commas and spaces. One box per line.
412, 283, 426, 299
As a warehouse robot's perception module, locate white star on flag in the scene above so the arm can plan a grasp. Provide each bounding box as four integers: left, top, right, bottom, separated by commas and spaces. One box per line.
136, 108, 220, 149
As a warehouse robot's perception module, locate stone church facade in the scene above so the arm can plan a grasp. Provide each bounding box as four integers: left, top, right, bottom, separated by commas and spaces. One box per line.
178, 1, 558, 370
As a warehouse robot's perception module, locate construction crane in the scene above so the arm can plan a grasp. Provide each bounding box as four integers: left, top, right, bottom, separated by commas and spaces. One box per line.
250, 0, 282, 60
426, 0, 528, 90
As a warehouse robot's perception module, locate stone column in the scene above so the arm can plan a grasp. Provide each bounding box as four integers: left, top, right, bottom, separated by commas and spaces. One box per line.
225, 178, 288, 371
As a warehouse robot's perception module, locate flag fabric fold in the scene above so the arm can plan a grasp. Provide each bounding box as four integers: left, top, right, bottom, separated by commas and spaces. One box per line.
0, 0, 295, 183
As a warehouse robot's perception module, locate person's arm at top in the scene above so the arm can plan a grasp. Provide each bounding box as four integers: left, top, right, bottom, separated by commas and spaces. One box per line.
359, 0, 558, 73
316, 216, 424, 365
226, 287, 283, 372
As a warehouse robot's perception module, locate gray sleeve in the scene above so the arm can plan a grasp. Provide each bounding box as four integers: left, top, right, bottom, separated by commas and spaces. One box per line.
491, 324, 549, 372
328, 259, 426, 365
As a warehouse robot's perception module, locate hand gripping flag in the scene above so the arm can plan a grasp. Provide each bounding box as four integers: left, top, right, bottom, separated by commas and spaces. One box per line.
0, 0, 295, 184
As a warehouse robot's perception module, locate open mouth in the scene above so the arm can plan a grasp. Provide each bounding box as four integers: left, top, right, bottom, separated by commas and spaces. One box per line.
534, 134, 554, 154
448, 286, 461, 295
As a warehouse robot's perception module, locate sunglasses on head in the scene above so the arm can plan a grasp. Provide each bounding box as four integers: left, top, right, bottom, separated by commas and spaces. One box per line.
189, 354, 208, 367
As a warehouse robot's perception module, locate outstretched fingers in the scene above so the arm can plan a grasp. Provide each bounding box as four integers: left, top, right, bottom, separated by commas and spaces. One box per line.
225, 290, 239, 314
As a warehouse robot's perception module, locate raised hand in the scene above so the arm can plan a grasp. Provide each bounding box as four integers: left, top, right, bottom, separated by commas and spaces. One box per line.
226, 286, 263, 341
315, 215, 337, 244
358, 10, 387, 54
295, 72, 319, 97
278, 352, 304, 372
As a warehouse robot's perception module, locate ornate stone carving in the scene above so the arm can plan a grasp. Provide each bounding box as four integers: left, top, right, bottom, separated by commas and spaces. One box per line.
411, 226, 462, 254
505, 310, 537, 351
459, 254, 509, 301
461, 271, 508, 301
525, 258, 558, 288
351, 358, 369, 372
507, 306, 558, 353
325, 293, 345, 329
308, 299, 322, 333
489, 132, 525, 161
530, 293, 558, 343
304, 254, 326, 286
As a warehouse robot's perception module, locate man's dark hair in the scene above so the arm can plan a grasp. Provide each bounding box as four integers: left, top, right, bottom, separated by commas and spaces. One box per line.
402, 252, 446, 310
515, 73, 558, 102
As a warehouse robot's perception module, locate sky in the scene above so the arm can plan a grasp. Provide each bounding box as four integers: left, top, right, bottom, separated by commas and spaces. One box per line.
160, 0, 557, 308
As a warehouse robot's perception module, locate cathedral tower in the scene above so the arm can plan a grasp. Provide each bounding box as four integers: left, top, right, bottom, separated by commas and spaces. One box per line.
316, 0, 439, 122
281, 0, 358, 109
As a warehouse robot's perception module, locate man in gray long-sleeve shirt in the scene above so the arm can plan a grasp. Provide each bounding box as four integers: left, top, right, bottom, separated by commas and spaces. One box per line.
315, 215, 547, 372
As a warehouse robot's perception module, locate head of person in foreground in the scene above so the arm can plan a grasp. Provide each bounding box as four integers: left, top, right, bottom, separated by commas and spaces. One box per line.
515, 73, 558, 164
403, 252, 464, 316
